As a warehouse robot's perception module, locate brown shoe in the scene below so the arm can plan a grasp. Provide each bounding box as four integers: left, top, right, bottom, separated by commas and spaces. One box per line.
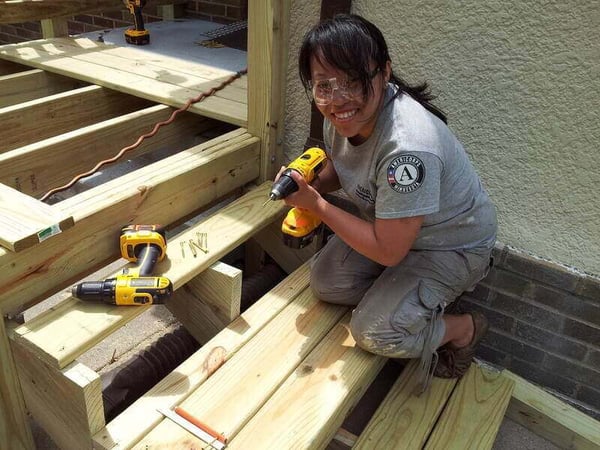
434, 311, 489, 379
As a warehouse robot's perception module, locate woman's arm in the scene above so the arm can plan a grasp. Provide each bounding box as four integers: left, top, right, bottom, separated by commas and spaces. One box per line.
284, 171, 423, 266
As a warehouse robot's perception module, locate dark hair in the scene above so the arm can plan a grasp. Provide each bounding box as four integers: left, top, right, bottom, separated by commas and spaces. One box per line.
299, 14, 447, 123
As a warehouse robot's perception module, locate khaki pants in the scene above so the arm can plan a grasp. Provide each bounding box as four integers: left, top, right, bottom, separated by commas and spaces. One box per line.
310, 235, 492, 359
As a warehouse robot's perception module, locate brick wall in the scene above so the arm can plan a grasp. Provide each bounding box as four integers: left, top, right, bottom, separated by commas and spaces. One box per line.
0, 1, 247, 44
184, 0, 247, 24
460, 244, 600, 419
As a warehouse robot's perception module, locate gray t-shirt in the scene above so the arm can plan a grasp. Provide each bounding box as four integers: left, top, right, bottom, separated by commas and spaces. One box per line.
323, 86, 497, 251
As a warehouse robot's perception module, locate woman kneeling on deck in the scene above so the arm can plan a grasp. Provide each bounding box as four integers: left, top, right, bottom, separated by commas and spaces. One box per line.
280, 14, 497, 390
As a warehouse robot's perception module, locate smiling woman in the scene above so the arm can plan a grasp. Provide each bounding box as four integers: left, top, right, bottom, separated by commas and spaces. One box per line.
286, 13, 498, 392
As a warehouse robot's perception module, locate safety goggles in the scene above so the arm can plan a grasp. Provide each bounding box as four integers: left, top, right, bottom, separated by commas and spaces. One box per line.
309, 67, 380, 106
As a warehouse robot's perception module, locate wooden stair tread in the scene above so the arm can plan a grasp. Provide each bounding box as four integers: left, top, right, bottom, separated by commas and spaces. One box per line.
11, 183, 285, 369
425, 364, 515, 450
132, 288, 349, 448
354, 359, 458, 450
228, 313, 387, 449
0, 184, 74, 252
94, 262, 312, 450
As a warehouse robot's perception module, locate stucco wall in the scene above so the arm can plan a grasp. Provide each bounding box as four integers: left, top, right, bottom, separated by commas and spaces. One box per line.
284, 0, 599, 275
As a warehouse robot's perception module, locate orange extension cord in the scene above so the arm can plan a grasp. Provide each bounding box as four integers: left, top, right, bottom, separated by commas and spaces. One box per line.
40, 68, 248, 203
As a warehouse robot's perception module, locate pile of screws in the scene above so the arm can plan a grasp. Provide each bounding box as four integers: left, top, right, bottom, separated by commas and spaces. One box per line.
180, 232, 208, 258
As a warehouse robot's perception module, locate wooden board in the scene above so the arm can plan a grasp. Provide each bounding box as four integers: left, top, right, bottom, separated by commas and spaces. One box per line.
11, 182, 285, 369
0, 184, 74, 252
0, 129, 260, 315
132, 291, 348, 448
12, 343, 103, 450
0, 85, 153, 153
94, 262, 311, 450
354, 359, 457, 450
0, 38, 247, 126
0, 104, 209, 196
229, 314, 387, 450
167, 261, 242, 344
425, 365, 515, 450
503, 369, 600, 450
0, 69, 86, 108
0, 317, 35, 450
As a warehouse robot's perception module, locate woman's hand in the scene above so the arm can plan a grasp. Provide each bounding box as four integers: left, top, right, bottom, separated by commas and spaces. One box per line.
282, 170, 323, 212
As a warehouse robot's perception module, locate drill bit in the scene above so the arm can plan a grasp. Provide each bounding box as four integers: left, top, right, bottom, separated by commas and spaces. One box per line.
262, 198, 272, 207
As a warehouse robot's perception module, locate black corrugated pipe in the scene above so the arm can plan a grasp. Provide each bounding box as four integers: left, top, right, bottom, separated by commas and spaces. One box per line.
102, 262, 286, 421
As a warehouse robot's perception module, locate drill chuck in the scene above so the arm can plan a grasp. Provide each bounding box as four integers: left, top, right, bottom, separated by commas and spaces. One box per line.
72, 279, 117, 303
268, 170, 298, 201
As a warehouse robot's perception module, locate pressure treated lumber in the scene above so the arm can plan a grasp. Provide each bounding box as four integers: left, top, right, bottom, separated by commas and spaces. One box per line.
229, 313, 387, 450
0, 68, 86, 108
354, 359, 458, 450
133, 290, 348, 448
94, 263, 311, 450
0, 85, 153, 153
0, 184, 74, 252
166, 261, 242, 344
0, 38, 247, 126
0, 129, 260, 315
503, 369, 600, 450
0, 104, 209, 196
247, 0, 290, 182
425, 365, 515, 450
0, 317, 35, 450
11, 182, 285, 369
12, 343, 103, 450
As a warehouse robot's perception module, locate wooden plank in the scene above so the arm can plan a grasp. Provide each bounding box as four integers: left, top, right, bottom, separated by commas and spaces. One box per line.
0, 184, 74, 252
133, 291, 348, 449
0, 85, 153, 153
425, 365, 515, 450
354, 360, 457, 450
11, 182, 284, 369
0, 69, 86, 108
167, 261, 242, 344
0, 104, 209, 196
0, 39, 247, 126
12, 342, 103, 450
49, 38, 248, 105
0, 318, 35, 450
229, 313, 387, 450
503, 369, 600, 450
41, 17, 69, 38
247, 0, 290, 182
93, 263, 311, 450
0, 129, 260, 315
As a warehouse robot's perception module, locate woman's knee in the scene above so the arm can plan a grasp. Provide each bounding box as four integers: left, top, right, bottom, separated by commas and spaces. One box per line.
349, 313, 422, 358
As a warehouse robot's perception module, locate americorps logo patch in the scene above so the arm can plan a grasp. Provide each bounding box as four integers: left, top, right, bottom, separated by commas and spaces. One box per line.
387, 155, 425, 193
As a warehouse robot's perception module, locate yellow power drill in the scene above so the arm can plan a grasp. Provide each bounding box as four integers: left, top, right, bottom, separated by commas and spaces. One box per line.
123, 0, 150, 45
72, 225, 173, 305
266, 147, 328, 248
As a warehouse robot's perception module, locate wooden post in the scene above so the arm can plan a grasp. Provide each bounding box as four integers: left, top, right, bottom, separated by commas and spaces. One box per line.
247, 0, 291, 183
0, 317, 35, 450
41, 18, 69, 38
